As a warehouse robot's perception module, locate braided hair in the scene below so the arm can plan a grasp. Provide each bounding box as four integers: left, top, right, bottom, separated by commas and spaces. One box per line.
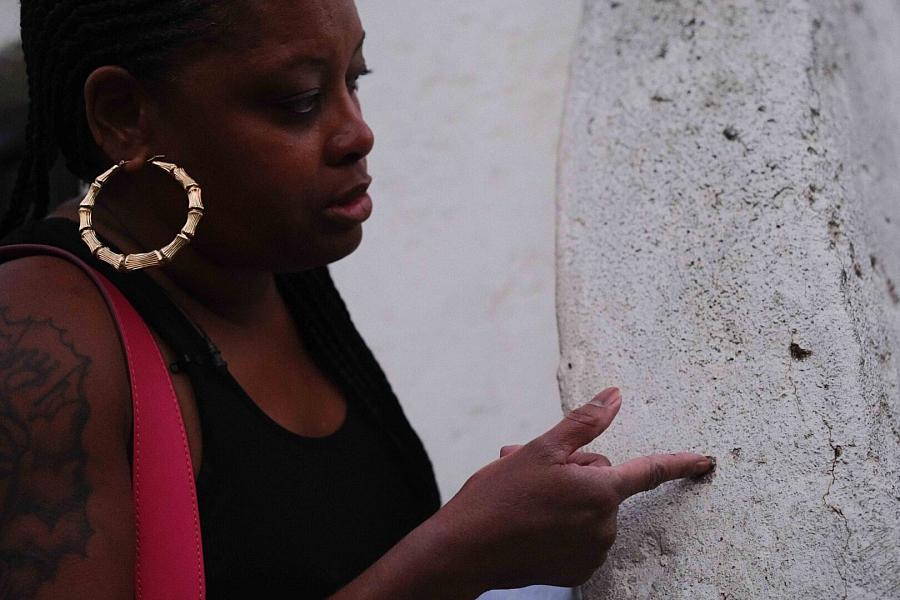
1, 0, 240, 238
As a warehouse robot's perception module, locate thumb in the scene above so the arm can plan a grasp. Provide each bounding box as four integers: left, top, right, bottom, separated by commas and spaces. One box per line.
532, 387, 622, 459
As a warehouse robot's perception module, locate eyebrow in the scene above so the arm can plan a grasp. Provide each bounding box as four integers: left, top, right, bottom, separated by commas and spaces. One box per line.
281, 31, 366, 70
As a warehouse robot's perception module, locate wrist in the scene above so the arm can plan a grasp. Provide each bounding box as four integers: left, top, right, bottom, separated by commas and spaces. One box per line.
330, 506, 488, 600
412, 506, 489, 598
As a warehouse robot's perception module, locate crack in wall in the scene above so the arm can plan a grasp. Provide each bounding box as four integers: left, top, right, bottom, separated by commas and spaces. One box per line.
822, 417, 851, 600
785, 328, 850, 598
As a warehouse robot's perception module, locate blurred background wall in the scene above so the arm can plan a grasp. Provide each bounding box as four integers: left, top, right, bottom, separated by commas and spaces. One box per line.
0, 0, 584, 499
339, 1, 582, 497
0, 2, 15, 41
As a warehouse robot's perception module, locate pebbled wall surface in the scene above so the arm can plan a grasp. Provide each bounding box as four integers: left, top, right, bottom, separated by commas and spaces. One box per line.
556, 1, 900, 598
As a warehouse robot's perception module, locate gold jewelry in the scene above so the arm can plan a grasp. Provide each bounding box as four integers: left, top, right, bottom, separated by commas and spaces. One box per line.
79, 156, 204, 271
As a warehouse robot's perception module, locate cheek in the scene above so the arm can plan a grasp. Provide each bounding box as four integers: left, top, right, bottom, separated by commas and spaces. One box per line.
204, 162, 325, 248
185, 128, 325, 221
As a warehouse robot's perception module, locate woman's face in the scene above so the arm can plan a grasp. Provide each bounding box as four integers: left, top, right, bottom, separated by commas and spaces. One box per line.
150, 0, 374, 271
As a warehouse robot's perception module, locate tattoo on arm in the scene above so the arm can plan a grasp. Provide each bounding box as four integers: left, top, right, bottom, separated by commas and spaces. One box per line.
0, 307, 93, 599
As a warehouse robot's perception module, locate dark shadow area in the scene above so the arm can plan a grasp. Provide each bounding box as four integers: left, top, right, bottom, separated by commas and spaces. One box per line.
0, 40, 81, 219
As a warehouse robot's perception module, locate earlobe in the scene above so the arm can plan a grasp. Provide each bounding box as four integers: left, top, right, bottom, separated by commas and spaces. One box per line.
83, 66, 155, 172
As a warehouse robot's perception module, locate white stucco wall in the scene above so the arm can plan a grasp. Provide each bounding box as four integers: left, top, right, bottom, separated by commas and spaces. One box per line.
0, 2, 17, 46
332, 1, 582, 498
558, 1, 900, 598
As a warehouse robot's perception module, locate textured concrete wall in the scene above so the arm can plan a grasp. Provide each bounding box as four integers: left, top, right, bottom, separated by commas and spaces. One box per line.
557, 1, 900, 598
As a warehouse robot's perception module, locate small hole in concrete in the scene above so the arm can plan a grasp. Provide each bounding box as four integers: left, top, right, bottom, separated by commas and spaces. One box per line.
790, 342, 813, 360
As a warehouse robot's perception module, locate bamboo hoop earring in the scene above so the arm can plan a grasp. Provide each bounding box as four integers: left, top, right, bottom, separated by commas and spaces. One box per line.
79, 156, 204, 271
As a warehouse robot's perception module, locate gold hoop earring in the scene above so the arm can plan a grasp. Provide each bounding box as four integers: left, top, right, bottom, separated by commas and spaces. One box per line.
79, 156, 204, 271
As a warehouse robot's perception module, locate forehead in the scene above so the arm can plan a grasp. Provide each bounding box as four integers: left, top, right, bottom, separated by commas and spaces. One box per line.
223, 0, 363, 68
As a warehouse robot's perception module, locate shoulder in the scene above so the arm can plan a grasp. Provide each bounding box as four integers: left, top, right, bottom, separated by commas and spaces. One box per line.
0, 254, 135, 598
1, 252, 104, 295
0, 253, 130, 436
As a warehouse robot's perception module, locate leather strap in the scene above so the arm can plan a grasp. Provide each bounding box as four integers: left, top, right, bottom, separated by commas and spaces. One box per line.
0, 244, 205, 600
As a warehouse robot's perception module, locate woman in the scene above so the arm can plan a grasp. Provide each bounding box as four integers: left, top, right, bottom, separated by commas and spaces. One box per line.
0, 1, 714, 598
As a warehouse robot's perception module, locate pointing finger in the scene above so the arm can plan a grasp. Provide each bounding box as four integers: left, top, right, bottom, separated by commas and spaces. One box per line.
531, 387, 621, 459
613, 453, 714, 500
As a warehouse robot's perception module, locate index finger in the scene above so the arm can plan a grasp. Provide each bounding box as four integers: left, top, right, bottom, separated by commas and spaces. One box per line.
612, 453, 714, 500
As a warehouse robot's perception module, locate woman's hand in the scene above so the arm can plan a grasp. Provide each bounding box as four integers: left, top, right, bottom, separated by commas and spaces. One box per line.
331, 387, 713, 600
432, 386, 713, 592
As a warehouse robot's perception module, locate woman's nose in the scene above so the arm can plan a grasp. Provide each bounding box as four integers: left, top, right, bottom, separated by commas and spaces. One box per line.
324, 98, 375, 166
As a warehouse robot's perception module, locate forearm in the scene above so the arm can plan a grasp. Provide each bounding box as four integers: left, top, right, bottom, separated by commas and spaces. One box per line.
329, 509, 486, 600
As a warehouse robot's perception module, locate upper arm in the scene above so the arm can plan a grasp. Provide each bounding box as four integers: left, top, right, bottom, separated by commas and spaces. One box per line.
0, 257, 133, 600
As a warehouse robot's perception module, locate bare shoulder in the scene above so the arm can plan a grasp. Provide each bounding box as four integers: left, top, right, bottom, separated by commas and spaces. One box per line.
0, 256, 133, 599
1, 254, 105, 305
0, 255, 129, 403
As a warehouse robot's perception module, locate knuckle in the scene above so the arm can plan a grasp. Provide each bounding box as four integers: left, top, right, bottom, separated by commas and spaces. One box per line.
523, 438, 556, 461
595, 481, 620, 508
645, 457, 667, 491
565, 406, 601, 429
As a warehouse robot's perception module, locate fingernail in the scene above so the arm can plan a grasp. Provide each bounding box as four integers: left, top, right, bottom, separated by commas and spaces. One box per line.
697, 455, 717, 475
590, 387, 621, 407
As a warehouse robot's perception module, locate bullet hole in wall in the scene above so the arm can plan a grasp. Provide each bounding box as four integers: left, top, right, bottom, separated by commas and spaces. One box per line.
790, 342, 813, 360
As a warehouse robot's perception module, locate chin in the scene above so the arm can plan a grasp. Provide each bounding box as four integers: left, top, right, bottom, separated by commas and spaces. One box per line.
320, 224, 365, 266
271, 224, 364, 272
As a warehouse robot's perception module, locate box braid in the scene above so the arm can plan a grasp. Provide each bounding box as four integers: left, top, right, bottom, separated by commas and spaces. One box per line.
1, 0, 237, 238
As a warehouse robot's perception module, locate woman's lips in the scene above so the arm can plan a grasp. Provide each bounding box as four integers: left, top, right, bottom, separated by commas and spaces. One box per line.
322, 192, 373, 224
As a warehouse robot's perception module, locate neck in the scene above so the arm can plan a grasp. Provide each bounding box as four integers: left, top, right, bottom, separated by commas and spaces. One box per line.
51, 174, 279, 329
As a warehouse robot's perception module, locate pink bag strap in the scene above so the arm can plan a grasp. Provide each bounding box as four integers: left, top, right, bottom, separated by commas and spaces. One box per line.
0, 244, 205, 600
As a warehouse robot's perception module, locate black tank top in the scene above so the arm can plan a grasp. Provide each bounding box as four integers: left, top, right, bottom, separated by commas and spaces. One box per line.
17, 218, 441, 599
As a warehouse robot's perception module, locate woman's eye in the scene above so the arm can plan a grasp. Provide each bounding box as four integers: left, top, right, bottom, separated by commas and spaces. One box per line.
280, 89, 321, 115
348, 68, 372, 93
